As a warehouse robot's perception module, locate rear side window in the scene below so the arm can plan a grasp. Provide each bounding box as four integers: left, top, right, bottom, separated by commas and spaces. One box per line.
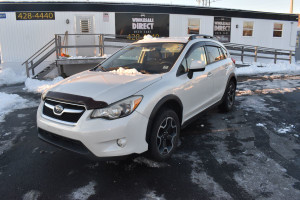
221, 47, 228, 58
218, 48, 226, 60
206, 46, 222, 63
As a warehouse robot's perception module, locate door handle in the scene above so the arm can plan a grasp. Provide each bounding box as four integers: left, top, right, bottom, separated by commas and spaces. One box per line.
207, 72, 212, 77
225, 65, 229, 69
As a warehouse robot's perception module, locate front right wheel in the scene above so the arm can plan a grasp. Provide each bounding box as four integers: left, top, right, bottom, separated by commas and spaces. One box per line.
148, 108, 180, 161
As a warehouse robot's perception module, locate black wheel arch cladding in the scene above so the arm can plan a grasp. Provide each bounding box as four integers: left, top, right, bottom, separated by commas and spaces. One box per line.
146, 94, 183, 143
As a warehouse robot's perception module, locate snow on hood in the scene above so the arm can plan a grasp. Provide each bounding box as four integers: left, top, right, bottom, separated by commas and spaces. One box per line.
50, 70, 162, 104
109, 67, 142, 76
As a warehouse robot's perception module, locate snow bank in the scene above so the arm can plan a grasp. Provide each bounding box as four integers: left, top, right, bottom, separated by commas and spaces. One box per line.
236, 62, 300, 76
0, 67, 27, 86
24, 77, 64, 93
109, 67, 142, 76
0, 92, 37, 122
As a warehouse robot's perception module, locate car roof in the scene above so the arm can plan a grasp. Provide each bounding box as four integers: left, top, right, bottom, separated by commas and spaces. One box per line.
134, 36, 221, 46
134, 37, 190, 44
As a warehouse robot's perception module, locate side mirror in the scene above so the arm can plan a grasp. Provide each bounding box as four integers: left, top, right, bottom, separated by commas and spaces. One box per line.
187, 60, 206, 79
190, 60, 206, 71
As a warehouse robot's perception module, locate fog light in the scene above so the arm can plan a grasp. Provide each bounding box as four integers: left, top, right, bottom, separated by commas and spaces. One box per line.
117, 138, 127, 148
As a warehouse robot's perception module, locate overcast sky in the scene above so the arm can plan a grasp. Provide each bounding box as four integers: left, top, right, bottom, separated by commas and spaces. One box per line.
6, 0, 300, 14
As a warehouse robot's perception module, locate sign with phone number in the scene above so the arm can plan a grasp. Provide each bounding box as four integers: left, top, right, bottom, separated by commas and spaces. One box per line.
16, 12, 55, 20
115, 13, 169, 41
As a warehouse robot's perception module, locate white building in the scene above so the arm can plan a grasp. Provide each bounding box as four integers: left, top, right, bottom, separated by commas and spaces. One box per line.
0, 1, 298, 75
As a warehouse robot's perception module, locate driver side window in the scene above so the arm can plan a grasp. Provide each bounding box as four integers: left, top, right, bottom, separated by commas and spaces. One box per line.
178, 46, 207, 76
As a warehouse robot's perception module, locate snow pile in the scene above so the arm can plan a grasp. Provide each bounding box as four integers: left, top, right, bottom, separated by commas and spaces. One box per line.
24, 77, 63, 93
277, 124, 295, 134
109, 67, 142, 76
66, 54, 111, 59
236, 62, 300, 76
22, 190, 42, 200
143, 34, 154, 40
256, 123, 267, 129
142, 191, 166, 200
0, 92, 37, 122
133, 157, 169, 168
0, 67, 27, 86
140, 34, 159, 41
69, 181, 97, 200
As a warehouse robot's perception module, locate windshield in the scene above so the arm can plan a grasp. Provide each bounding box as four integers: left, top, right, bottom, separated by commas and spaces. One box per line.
94, 43, 185, 74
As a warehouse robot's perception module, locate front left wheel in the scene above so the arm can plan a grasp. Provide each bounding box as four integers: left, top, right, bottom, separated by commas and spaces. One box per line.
219, 80, 236, 112
148, 108, 180, 161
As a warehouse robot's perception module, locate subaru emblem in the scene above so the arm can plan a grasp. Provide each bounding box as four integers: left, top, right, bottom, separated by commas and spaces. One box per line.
53, 105, 64, 115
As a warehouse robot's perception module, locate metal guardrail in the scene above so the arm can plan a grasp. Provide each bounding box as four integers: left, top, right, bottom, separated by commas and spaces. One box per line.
22, 38, 55, 77
223, 42, 295, 64
22, 34, 296, 78
23, 34, 134, 77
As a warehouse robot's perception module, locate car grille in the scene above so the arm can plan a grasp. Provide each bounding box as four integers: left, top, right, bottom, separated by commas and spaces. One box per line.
42, 99, 85, 125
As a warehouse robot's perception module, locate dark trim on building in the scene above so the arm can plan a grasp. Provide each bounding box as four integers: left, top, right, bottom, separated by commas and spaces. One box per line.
0, 2, 298, 22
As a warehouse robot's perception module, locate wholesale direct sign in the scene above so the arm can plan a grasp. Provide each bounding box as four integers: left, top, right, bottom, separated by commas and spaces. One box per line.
214, 17, 231, 43
115, 13, 169, 40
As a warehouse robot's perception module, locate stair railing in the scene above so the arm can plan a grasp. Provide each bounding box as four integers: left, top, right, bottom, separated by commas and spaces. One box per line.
22, 38, 56, 77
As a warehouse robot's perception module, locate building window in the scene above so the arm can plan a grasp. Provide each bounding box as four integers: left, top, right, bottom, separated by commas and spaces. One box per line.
243, 21, 254, 36
188, 18, 200, 34
273, 23, 283, 37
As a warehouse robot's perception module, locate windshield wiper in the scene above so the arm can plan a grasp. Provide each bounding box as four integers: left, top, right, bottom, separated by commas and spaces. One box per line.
96, 65, 106, 72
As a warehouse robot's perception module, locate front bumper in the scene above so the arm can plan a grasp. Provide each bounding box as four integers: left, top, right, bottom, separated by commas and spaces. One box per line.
37, 102, 149, 157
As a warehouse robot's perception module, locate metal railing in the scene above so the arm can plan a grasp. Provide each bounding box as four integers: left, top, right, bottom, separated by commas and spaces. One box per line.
23, 34, 296, 78
22, 38, 55, 77
223, 43, 295, 64
23, 34, 134, 77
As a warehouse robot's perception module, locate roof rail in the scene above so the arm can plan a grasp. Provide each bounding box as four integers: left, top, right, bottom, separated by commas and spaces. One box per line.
188, 34, 217, 41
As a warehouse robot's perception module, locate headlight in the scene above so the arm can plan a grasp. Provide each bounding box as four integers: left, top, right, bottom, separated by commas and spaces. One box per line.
90, 96, 143, 120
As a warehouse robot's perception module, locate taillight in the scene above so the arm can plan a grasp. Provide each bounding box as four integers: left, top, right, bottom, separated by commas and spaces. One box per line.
231, 58, 236, 64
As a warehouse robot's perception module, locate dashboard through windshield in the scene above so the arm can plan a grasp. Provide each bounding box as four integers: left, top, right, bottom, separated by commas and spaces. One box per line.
94, 43, 185, 74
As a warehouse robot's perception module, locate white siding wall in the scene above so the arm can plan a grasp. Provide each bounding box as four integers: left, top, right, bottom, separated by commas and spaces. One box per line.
230, 18, 297, 50
0, 11, 115, 69
0, 11, 297, 70
170, 14, 214, 37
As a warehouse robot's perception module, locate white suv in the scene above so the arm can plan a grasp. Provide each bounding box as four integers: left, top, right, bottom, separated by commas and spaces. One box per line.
37, 35, 236, 161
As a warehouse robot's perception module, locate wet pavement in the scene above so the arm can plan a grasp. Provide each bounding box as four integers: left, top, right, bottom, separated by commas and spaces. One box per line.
0, 77, 300, 200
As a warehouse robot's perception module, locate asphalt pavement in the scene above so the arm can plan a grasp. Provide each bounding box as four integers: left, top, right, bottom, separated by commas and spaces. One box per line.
0, 77, 300, 200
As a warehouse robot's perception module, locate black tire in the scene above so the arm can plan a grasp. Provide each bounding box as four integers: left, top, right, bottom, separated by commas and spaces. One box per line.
219, 80, 236, 112
148, 108, 180, 161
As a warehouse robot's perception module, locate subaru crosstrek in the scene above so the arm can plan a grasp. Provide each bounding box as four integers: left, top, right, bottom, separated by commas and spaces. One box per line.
37, 35, 237, 161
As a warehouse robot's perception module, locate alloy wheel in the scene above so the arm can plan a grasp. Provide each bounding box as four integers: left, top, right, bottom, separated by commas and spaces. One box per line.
156, 117, 178, 155
227, 82, 236, 107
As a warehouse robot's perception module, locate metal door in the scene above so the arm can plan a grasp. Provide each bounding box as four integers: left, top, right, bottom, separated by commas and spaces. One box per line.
75, 16, 96, 57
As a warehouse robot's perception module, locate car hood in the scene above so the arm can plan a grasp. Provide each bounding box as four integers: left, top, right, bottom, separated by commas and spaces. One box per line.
50, 70, 162, 104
